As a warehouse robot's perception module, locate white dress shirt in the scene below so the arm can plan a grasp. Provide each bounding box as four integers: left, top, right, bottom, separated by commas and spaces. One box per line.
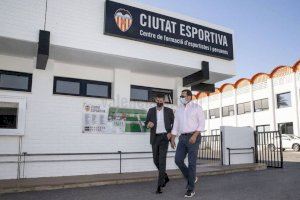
156, 107, 167, 134
171, 101, 205, 136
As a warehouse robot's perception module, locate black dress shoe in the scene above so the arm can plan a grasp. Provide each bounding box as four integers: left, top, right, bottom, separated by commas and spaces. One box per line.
162, 174, 169, 188
156, 186, 162, 194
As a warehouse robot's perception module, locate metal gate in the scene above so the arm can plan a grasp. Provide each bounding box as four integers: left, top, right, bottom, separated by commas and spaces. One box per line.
255, 131, 283, 168
198, 135, 221, 161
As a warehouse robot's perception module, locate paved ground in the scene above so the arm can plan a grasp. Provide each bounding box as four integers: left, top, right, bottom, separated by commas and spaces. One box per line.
283, 150, 300, 162
1, 152, 299, 200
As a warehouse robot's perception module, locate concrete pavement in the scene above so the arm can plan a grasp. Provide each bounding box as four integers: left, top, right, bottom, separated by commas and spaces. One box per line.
0, 161, 299, 200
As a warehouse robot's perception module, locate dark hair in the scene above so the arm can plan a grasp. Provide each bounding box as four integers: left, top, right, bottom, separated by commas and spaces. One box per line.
181, 89, 192, 97
156, 93, 165, 98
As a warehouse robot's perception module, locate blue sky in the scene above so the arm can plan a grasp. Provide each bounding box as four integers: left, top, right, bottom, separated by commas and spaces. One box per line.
136, 0, 300, 87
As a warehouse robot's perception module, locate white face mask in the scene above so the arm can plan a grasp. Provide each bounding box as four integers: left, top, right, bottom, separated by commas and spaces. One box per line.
180, 97, 188, 105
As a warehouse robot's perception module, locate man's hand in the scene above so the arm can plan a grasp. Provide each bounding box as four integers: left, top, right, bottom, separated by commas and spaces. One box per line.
189, 135, 197, 144
189, 132, 200, 144
147, 121, 154, 128
170, 135, 176, 149
167, 133, 172, 140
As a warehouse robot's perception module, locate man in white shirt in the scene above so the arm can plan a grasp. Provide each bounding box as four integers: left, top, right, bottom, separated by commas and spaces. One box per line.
171, 89, 205, 198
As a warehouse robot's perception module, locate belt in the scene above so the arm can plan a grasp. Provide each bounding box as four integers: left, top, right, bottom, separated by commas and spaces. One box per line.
156, 132, 167, 135
181, 132, 194, 136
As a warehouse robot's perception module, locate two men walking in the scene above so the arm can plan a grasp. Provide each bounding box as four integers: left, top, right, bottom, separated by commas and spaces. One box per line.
146, 89, 205, 198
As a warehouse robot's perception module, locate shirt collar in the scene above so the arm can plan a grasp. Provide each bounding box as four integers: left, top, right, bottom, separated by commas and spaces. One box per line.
156, 106, 164, 111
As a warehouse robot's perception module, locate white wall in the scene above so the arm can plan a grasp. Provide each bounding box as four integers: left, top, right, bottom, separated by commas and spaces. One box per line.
0, 0, 236, 78
201, 72, 300, 137
0, 54, 180, 179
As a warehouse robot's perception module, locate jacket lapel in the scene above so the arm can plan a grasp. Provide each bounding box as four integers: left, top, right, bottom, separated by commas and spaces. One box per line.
153, 107, 157, 126
163, 107, 168, 130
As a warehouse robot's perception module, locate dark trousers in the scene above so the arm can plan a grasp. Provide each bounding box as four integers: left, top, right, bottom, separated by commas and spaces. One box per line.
152, 133, 169, 187
175, 134, 201, 191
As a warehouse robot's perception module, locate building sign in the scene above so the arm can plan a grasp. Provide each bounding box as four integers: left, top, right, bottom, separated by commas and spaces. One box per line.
104, 0, 234, 60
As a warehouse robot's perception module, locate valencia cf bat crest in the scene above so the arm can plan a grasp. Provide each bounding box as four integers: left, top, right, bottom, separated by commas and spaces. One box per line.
114, 8, 133, 32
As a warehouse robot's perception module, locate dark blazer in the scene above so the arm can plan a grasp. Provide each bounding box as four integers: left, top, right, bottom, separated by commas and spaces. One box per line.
145, 106, 174, 145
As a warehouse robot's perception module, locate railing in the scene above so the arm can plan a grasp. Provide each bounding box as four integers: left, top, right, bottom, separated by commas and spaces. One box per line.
0, 135, 223, 179
227, 147, 255, 165
198, 135, 221, 160
0, 151, 176, 179
254, 131, 283, 168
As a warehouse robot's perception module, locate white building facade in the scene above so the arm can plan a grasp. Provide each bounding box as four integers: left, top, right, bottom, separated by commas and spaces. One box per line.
0, 0, 236, 180
197, 62, 300, 138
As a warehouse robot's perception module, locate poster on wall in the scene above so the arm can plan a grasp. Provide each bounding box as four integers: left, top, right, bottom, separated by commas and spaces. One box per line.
82, 103, 149, 134
82, 103, 109, 134
107, 107, 149, 133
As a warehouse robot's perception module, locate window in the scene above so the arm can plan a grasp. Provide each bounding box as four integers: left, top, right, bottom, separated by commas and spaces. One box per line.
256, 124, 270, 132
130, 85, 173, 104
53, 77, 111, 98
0, 102, 18, 129
237, 102, 251, 115
211, 129, 220, 135
254, 98, 269, 112
278, 122, 293, 135
209, 108, 220, 119
276, 92, 291, 108
86, 82, 109, 98
203, 110, 208, 119
0, 70, 32, 92
0, 96, 26, 136
222, 105, 234, 117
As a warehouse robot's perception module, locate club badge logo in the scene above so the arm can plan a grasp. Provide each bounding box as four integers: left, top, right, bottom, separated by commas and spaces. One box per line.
114, 8, 133, 32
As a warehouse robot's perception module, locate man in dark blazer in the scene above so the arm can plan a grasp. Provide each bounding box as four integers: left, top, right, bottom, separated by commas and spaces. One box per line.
145, 93, 174, 194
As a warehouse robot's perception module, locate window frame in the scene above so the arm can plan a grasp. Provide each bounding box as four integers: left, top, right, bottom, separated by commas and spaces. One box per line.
254, 98, 269, 112
211, 129, 220, 135
278, 122, 294, 135
256, 124, 270, 133
203, 110, 208, 120
130, 85, 173, 104
222, 105, 234, 117
53, 76, 112, 99
0, 96, 26, 136
0, 70, 32, 92
209, 108, 220, 119
276, 92, 292, 109
237, 102, 251, 115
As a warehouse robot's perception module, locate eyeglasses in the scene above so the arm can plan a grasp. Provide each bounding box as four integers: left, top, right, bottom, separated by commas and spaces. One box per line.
180, 95, 186, 98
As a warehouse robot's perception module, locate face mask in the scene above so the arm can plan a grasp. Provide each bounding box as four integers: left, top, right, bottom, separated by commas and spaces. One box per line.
180, 97, 188, 105
157, 102, 163, 108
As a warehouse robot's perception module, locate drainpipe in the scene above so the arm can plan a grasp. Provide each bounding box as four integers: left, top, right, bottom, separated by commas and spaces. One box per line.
292, 72, 300, 136
270, 78, 276, 131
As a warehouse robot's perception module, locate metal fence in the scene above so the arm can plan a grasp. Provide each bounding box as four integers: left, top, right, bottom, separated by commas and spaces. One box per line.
255, 131, 283, 168
0, 151, 176, 179
198, 135, 221, 161
0, 135, 223, 179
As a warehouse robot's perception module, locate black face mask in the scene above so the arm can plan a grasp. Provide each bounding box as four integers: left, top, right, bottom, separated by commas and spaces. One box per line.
157, 103, 163, 108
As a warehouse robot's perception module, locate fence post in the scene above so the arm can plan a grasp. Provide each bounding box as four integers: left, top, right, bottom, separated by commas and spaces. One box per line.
227, 148, 231, 165
279, 131, 283, 168
220, 131, 224, 165
254, 131, 258, 163
22, 152, 27, 178
17, 153, 21, 179
118, 151, 122, 174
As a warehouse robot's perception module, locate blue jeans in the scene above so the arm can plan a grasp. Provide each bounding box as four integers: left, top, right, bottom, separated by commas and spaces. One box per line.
175, 134, 201, 191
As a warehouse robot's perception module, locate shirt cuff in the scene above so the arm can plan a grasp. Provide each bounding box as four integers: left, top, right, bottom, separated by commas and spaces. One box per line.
196, 126, 204, 132
171, 131, 177, 136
